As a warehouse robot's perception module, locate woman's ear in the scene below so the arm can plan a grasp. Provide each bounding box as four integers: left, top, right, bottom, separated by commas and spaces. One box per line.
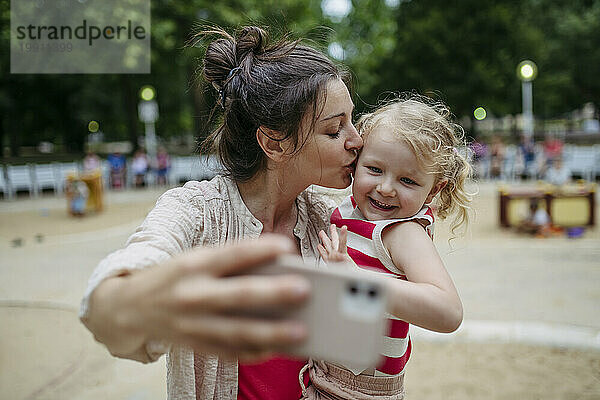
255, 126, 289, 162
425, 179, 448, 204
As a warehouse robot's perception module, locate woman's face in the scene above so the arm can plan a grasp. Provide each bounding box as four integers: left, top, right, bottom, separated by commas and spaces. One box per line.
287, 79, 363, 189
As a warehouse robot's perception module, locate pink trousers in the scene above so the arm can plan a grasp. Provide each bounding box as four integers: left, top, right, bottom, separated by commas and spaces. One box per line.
299, 360, 405, 400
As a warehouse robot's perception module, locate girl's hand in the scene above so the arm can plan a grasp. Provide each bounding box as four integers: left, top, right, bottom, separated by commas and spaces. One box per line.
83, 236, 311, 362
318, 224, 354, 265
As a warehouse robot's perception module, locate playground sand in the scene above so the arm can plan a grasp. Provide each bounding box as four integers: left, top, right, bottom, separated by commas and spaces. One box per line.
407, 341, 600, 399
1, 182, 599, 399
2, 306, 598, 400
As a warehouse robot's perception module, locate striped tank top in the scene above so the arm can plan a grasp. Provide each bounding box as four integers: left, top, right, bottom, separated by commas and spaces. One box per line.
330, 195, 434, 377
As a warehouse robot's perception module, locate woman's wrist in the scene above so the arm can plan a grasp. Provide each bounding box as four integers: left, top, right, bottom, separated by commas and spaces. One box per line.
85, 274, 150, 358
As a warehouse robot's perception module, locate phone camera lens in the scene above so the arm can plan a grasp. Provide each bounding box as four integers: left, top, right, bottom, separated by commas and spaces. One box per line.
348, 284, 359, 294
368, 288, 378, 298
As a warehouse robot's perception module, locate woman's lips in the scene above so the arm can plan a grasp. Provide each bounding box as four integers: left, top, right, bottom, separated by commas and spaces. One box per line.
369, 197, 397, 211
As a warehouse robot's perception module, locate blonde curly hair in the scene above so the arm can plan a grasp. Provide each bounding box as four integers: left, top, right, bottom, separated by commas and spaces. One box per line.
355, 93, 473, 236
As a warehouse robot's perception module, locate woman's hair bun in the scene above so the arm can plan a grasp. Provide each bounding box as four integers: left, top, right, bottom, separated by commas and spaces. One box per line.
203, 37, 236, 86
201, 26, 268, 87
236, 26, 268, 60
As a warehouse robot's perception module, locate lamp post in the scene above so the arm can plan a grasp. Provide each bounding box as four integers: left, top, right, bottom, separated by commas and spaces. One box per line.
138, 85, 158, 162
517, 60, 537, 138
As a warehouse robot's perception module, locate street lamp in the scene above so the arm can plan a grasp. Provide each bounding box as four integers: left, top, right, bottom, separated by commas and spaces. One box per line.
138, 85, 158, 162
474, 107, 487, 121
88, 120, 99, 133
517, 60, 537, 138
140, 86, 156, 101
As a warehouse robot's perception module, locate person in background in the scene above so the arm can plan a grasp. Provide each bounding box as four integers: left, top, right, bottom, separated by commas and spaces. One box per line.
518, 135, 536, 179
83, 150, 101, 173
543, 135, 564, 166
67, 178, 89, 217
489, 135, 505, 179
131, 148, 149, 188
156, 146, 171, 186
107, 151, 127, 189
517, 198, 551, 237
545, 156, 572, 186
469, 138, 488, 179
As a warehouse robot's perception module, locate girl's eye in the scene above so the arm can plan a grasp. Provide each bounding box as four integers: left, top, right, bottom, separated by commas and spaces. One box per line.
400, 177, 417, 185
367, 166, 382, 173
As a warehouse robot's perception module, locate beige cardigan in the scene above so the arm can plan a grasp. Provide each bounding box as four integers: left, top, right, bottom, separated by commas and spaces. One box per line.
80, 175, 337, 399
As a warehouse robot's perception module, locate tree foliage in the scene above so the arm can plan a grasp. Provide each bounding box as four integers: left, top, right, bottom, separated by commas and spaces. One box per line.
335, 0, 599, 121
0, 0, 598, 156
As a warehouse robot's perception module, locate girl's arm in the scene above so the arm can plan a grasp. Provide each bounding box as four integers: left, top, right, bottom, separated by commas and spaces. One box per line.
383, 221, 463, 333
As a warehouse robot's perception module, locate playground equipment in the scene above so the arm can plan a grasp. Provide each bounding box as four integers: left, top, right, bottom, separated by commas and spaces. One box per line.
65, 170, 103, 216
499, 182, 596, 228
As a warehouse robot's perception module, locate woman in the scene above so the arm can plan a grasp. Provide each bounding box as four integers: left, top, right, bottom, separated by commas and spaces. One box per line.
80, 26, 362, 400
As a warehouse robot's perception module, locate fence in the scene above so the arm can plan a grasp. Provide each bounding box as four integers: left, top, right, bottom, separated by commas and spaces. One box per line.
0, 155, 221, 200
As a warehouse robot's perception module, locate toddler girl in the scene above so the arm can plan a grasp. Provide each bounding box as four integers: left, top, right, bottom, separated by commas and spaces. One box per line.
303, 95, 473, 399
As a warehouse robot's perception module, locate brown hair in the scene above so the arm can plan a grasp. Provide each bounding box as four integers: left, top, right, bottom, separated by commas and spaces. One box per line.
356, 93, 474, 236
192, 26, 349, 182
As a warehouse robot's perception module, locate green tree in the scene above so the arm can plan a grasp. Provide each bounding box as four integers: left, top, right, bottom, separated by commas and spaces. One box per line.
333, 0, 599, 124
2, 0, 598, 157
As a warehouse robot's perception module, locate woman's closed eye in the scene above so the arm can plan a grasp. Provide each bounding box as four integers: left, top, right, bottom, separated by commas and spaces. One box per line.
326, 123, 343, 139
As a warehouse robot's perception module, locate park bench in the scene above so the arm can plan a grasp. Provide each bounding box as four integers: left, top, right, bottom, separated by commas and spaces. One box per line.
563, 145, 597, 181
6, 164, 35, 198
0, 165, 9, 199
32, 163, 59, 195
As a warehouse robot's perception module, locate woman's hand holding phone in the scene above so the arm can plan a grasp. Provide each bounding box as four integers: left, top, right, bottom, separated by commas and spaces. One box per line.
83, 235, 311, 362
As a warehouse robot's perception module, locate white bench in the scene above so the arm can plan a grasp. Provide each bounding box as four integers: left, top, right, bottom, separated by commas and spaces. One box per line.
169, 156, 196, 185
32, 163, 59, 195
6, 164, 35, 198
0, 165, 9, 199
169, 155, 222, 185
197, 154, 222, 181
564, 146, 596, 181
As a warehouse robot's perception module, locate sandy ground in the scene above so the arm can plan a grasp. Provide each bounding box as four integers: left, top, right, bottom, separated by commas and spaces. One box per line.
0, 182, 599, 399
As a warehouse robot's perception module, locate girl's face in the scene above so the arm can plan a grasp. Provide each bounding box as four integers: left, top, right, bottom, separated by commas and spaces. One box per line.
287, 79, 363, 189
352, 127, 445, 221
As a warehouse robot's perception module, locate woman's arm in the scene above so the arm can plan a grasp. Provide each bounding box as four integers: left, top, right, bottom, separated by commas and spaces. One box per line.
82, 236, 311, 362
384, 222, 463, 333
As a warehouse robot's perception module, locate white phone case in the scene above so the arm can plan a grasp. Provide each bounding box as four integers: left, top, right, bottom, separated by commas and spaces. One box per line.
251, 255, 389, 370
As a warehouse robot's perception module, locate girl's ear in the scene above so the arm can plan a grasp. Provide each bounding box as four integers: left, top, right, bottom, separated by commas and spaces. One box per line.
255, 126, 289, 162
426, 179, 448, 204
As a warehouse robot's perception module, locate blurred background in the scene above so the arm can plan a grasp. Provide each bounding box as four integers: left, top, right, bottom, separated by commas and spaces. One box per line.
1, 0, 599, 164
1, 1, 599, 399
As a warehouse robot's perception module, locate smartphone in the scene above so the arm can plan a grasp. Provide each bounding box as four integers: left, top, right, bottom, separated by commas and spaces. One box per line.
250, 255, 389, 370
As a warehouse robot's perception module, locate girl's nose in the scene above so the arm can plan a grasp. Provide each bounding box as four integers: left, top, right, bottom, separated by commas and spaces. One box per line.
345, 124, 363, 151
377, 179, 395, 197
